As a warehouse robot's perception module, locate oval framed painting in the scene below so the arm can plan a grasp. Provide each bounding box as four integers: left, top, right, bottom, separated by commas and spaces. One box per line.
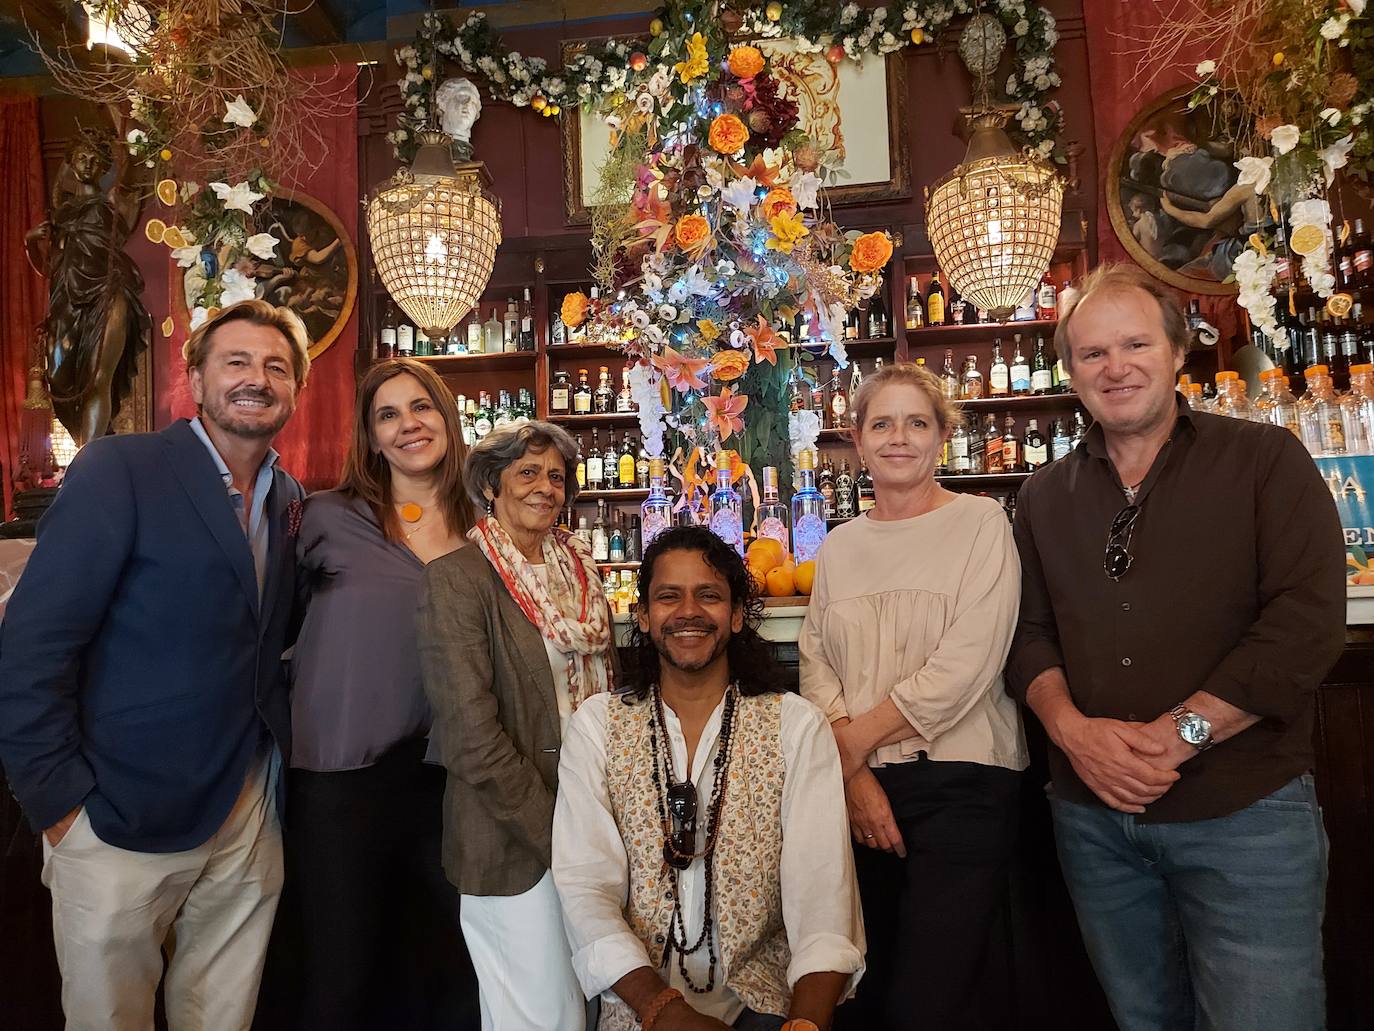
174, 187, 358, 359
1106, 86, 1261, 296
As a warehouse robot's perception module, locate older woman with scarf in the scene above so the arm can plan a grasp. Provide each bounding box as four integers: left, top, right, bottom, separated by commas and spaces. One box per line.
419, 420, 617, 1031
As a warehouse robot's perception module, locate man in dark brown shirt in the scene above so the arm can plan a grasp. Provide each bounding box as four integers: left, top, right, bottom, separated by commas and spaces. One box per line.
1008, 263, 1345, 1031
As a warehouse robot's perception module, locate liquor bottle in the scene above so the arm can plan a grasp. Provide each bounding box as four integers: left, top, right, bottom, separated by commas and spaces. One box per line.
1036, 272, 1058, 321
574, 435, 586, 489
708, 451, 745, 557
501, 298, 519, 353
983, 414, 1005, 473
845, 306, 862, 341
608, 513, 626, 563
594, 366, 615, 414
1070, 409, 1088, 450
463, 398, 478, 447
834, 459, 856, 520
1009, 336, 1032, 395
550, 299, 567, 346
788, 367, 812, 412
1303, 307, 1323, 372
988, 339, 1010, 397
940, 349, 960, 400
960, 355, 984, 400
473, 391, 494, 441
519, 287, 536, 351
483, 307, 503, 354
856, 463, 877, 512
585, 429, 604, 490
1013, 287, 1037, 322
1031, 336, 1053, 394
575, 516, 592, 549
869, 291, 889, 338
947, 279, 967, 325
626, 515, 642, 562
810, 375, 827, 426
636, 442, 650, 489
1001, 415, 1022, 472
379, 307, 397, 359
791, 449, 829, 562
829, 372, 849, 430
618, 433, 636, 488
1023, 418, 1048, 470
926, 272, 946, 326
1325, 318, 1350, 386
397, 322, 415, 358
551, 370, 572, 415
1339, 318, 1362, 382
905, 277, 925, 330
1049, 418, 1072, 462
949, 423, 971, 474
605, 429, 619, 478
817, 456, 836, 518
1353, 218, 1373, 290
641, 457, 673, 551
573, 369, 593, 414
757, 466, 791, 553
493, 389, 513, 430
616, 368, 635, 413
461, 307, 480, 353
591, 500, 610, 562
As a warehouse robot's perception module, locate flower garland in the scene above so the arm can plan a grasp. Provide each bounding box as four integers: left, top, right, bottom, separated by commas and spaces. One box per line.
1172, 0, 1372, 345
390, 0, 1064, 162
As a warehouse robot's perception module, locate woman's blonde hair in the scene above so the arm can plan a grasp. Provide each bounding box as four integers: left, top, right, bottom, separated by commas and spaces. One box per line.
849, 361, 963, 438
181, 299, 312, 386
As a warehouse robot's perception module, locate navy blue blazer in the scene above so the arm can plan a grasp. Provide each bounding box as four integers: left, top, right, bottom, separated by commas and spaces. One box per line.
0, 419, 303, 853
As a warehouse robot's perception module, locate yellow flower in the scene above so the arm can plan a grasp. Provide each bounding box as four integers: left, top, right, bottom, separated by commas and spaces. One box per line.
728, 45, 766, 79
849, 231, 894, 274
766, 211, 810, 254
697, 318, 721, 342
675, 32, 710, 84
159, 148, 173, 161
708, 113, 750, 154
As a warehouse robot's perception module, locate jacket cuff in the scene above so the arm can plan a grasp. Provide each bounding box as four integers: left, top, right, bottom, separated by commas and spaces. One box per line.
20, 757, 96, 834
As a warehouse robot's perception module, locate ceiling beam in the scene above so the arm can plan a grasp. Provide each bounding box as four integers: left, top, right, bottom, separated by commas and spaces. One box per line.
291, 0, 344, 46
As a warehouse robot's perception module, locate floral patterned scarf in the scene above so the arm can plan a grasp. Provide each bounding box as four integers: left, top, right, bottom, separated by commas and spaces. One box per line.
468, 515, 614, 709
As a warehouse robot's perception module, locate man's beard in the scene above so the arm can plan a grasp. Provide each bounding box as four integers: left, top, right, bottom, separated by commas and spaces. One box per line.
651, 621, 731, 674
203, 388, 292, 440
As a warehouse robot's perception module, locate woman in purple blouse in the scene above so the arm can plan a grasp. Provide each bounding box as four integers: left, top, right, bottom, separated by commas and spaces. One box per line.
284, 359, 478, 1030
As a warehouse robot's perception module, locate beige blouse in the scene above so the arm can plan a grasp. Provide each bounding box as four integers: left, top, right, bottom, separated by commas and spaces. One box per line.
799, 493, 1028, 772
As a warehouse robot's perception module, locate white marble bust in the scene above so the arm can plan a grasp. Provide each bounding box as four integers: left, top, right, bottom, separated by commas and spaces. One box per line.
436, 77, 482, 159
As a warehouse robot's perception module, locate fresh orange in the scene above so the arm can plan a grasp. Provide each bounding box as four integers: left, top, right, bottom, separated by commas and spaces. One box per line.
746, 536, 786, 573
793, 560, 816, 595
765, 565, 795, 597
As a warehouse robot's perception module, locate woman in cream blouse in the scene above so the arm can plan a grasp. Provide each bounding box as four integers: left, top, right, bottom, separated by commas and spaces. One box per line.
799, 362, 1027, 1031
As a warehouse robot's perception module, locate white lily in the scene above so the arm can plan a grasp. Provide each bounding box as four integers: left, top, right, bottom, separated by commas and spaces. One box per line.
681, 264, 713, 297
223, 94, 257, 129
220, 268, 258, 306
210, 180, 266, 214
720, 176, 758, 212
1233, 155, 1274, 195
245, 233, 279, 260
1269, 124, 1301, 155
171, 245, 202, 268
790, 171, 822, 209
190, 306, 210, 330
1320, 135, 1355, 185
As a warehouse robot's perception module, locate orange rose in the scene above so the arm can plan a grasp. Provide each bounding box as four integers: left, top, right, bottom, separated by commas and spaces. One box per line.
711, 348, 750, 381
561, 290, 590, 330
708, 113, 750, 155
761, 187, 797, 221
728, 45, 765, 79
674, 213, 711, 254
849, 231, 894, 275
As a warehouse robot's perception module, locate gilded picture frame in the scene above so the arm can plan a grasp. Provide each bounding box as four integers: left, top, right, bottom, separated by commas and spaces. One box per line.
1106, 86, 1246, 296
561, 40, 910, 226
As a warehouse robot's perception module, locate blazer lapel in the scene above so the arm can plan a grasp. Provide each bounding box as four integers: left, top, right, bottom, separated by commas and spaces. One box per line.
489, 564, 561, 733
162, 420, 259, 615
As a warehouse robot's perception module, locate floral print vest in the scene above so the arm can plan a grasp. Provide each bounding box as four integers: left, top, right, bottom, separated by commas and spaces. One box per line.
598, 690, 790, 1030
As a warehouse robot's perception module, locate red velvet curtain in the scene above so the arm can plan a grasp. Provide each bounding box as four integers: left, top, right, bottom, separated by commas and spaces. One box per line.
0, 96, 50, 520
1082, 6, 1241, 341
154, 66, 360, 490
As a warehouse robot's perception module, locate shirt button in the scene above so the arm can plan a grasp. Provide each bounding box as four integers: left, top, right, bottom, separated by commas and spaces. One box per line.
1121, 602, 1131, 612
1121, 657, 1133, 667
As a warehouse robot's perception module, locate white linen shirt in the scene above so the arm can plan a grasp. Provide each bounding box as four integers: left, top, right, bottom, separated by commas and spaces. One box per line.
553, 690, 865, 1024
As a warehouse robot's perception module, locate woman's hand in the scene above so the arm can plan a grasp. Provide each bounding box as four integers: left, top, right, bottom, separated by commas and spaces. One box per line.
844, 767, 905, 858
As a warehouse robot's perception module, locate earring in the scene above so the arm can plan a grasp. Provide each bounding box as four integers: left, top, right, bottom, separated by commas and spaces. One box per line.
486, 497, 495, 515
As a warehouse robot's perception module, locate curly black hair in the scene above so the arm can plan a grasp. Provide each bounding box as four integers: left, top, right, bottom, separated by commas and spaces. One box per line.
624, 525, 781, 699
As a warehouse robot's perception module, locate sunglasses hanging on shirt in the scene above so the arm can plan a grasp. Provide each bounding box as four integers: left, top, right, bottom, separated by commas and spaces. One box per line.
1104, 504, 1140, 581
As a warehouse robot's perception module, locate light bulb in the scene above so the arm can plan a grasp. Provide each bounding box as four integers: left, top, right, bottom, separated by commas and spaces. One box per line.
424, 232, 448, 263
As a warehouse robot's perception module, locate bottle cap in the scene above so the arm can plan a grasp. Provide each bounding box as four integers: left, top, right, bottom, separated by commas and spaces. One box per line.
1350, 363, 1372, 374
797, 448, 816, 471
1305, 364, 1329, 377
1215, 371, 1238, 382
716, 450, 732, 472
648, 456, 665, 478
762, 466, 778, 490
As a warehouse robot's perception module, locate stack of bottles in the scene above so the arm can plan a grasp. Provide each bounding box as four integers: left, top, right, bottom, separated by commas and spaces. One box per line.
904, 269, 1063, 329
935, 336, 1070, 399
573, 428, 652, 491
379, 290, 538, 357
457, 389, 535, 446
1183, 368, 1374, 457
551, 366, 639, 416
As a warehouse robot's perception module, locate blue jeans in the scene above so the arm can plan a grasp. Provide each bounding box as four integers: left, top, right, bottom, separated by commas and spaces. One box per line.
1051, 774, 1328, 1031
733, 1009, 785, 1030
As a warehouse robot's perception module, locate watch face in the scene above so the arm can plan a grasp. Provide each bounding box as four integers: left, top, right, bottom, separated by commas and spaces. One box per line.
1179, 713, 1212, 747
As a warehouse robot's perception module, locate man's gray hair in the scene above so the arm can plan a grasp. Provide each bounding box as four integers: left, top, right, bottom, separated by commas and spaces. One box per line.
463, 420, 581, 511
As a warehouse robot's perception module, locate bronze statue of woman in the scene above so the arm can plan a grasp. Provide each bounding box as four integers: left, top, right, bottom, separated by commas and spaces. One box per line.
25, 121, 151, 446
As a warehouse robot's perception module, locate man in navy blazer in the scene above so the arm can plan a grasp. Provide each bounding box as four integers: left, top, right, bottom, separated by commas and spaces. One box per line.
0, 300, 310, 1031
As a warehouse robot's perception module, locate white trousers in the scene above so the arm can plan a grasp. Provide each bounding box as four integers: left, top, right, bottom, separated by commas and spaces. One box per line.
461, 870, 586, 1031
40, 755, 283, 1031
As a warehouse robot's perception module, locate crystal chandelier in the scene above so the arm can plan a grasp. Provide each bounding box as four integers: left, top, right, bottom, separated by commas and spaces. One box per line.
366, 129, 502, 340
925, 13, 1064, 321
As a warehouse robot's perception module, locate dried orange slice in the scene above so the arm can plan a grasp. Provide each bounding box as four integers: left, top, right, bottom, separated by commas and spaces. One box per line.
1327, 292, 1354, 318
1288, 223, 1326, 256
144, 217, 166, 244
160, 316, 174, 337
156, 179, 178, 206
161, 226, 189, 248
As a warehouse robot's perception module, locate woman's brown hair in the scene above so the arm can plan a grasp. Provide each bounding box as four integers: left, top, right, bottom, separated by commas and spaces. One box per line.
338, 359, 475, 541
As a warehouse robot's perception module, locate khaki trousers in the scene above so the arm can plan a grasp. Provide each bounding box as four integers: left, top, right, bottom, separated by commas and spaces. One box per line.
40, 755, 282, 1031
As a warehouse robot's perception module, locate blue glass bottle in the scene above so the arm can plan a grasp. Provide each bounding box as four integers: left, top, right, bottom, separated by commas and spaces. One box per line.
791, 448, 828, 563
707, 451, 744, 557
